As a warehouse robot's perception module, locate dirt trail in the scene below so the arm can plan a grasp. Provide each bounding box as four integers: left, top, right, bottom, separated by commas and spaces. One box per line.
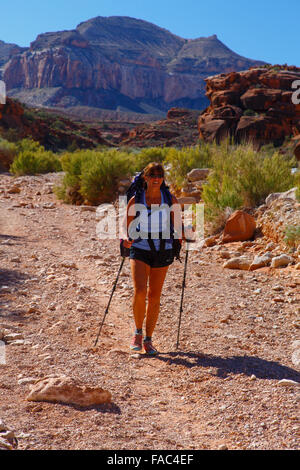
0, 173, 299, 450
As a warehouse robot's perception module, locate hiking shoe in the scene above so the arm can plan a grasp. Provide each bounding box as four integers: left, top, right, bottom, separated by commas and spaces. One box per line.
130, 333, 143, 351
143, 340, 158, 355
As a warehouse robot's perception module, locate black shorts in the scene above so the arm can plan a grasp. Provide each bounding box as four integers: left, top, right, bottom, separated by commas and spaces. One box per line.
130, 247, 174, 268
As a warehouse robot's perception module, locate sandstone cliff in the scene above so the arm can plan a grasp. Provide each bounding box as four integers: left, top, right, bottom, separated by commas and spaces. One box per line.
3, 16, 265, 115
0, 40, 27, 77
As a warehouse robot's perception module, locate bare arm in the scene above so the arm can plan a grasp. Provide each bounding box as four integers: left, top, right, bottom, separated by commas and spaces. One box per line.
122, 196, 136, 248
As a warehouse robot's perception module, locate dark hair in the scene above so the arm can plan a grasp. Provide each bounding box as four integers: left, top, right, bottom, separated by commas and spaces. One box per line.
143, 162, 165, 179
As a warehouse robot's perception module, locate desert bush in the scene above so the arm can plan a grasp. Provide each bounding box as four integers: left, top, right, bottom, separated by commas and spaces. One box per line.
202, 142, 297, 222
0, 139, 17, 171
56, 148, 133, 205
164, 144, 213, 189
132, 147, 168, 172
51, 119, 66, 131
10, 139, 61, 176
2, 128, 23, 143
243, 109, 256, 116
284, 225, 300, 249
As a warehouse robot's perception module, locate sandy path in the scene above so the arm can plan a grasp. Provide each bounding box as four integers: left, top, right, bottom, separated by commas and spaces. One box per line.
0, 173, 299, 450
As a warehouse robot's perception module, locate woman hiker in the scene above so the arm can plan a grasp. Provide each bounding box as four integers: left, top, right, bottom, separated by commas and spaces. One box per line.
122, 162, 188, 355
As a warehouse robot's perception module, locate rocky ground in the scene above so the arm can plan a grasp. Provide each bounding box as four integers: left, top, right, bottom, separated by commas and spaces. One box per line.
0, 172, 299, 450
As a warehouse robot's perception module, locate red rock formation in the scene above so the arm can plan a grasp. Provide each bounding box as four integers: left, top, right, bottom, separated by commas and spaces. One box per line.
119, 108, 200, 147
0, 98, 109, 151
199, 66, 300, 147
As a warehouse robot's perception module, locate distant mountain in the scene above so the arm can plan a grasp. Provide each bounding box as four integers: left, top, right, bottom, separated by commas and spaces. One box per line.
0, 40, 27, 77
2, 16, 266, 116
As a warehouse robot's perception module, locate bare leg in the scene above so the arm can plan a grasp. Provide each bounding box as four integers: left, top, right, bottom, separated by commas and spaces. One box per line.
130, 259, 150, 330
145, 266, 169, 338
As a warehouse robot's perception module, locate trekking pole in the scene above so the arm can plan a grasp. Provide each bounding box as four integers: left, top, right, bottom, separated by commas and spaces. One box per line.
176, 240, 191, 349
93, 256, 125, 347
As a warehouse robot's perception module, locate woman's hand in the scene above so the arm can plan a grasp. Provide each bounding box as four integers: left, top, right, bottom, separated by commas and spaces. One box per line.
182, 226, 196, 243
123, 238, 134, 248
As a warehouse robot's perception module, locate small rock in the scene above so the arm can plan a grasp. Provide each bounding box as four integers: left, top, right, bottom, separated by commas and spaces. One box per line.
291, 340, 300, 350
4, 332, 23, 343
204, 236, 218, 247
61, 261, 78, 269
271, 254, 293, 268
249, 253, 273, 271
266, 242, 275, 251
223, 257, 252, 271
219, 251, 231, 259
272, 285, 284, 291
42, 202, 56, 209
272, 297, 284, 303
265, 188, 298, 206
277, 379, 300, 387
291, 349, 300, 367
218, 444, 228, 450
26, 375, 111, 407
187, 168, 210, 182
253, 289, 262, 294
7, 185, 21, 194
18, 377, 38, 386
76, 304, 86, 312
0, 419, 17, 449
27, 305, 39, 314
80, 206, 96, 212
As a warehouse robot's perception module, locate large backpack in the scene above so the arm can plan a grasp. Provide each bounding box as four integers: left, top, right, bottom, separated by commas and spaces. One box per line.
120, 171, 182, 260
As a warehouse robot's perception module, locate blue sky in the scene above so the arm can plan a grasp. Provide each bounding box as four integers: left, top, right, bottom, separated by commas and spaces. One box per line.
1, 0, 299, 66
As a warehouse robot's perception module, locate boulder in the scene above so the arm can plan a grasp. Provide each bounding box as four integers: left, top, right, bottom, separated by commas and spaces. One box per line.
204, 235, 219, 247
223, 256, 252, 270
26, 375, 111, 407
177, 196, 197, 207
198, 119, 230, 144
235, 116, 286, 147
240, 88, 282, 111
222, 210, 256, 243
187, 168, 211, 182
210, 90, 241, 107
0, 419, 17, 450
271, 254, 294, 268
249, 252, 273, 270
265, 187, 298, 206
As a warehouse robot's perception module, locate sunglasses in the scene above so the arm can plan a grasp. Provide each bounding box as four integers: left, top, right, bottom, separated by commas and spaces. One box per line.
148, 173, 164, 178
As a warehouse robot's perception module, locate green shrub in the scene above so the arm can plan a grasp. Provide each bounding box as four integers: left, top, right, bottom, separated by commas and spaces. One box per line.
243, 109, 256, 116
2, 128, 22, 143
10, 139, 61, 176
56, 149, 133, 204
132, 147, 168, 172
51, 119, 66, 131
0, 139, 17, 171
284, 225, 300, 249
164, 144, 213, 189
202, 142, 297, 222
